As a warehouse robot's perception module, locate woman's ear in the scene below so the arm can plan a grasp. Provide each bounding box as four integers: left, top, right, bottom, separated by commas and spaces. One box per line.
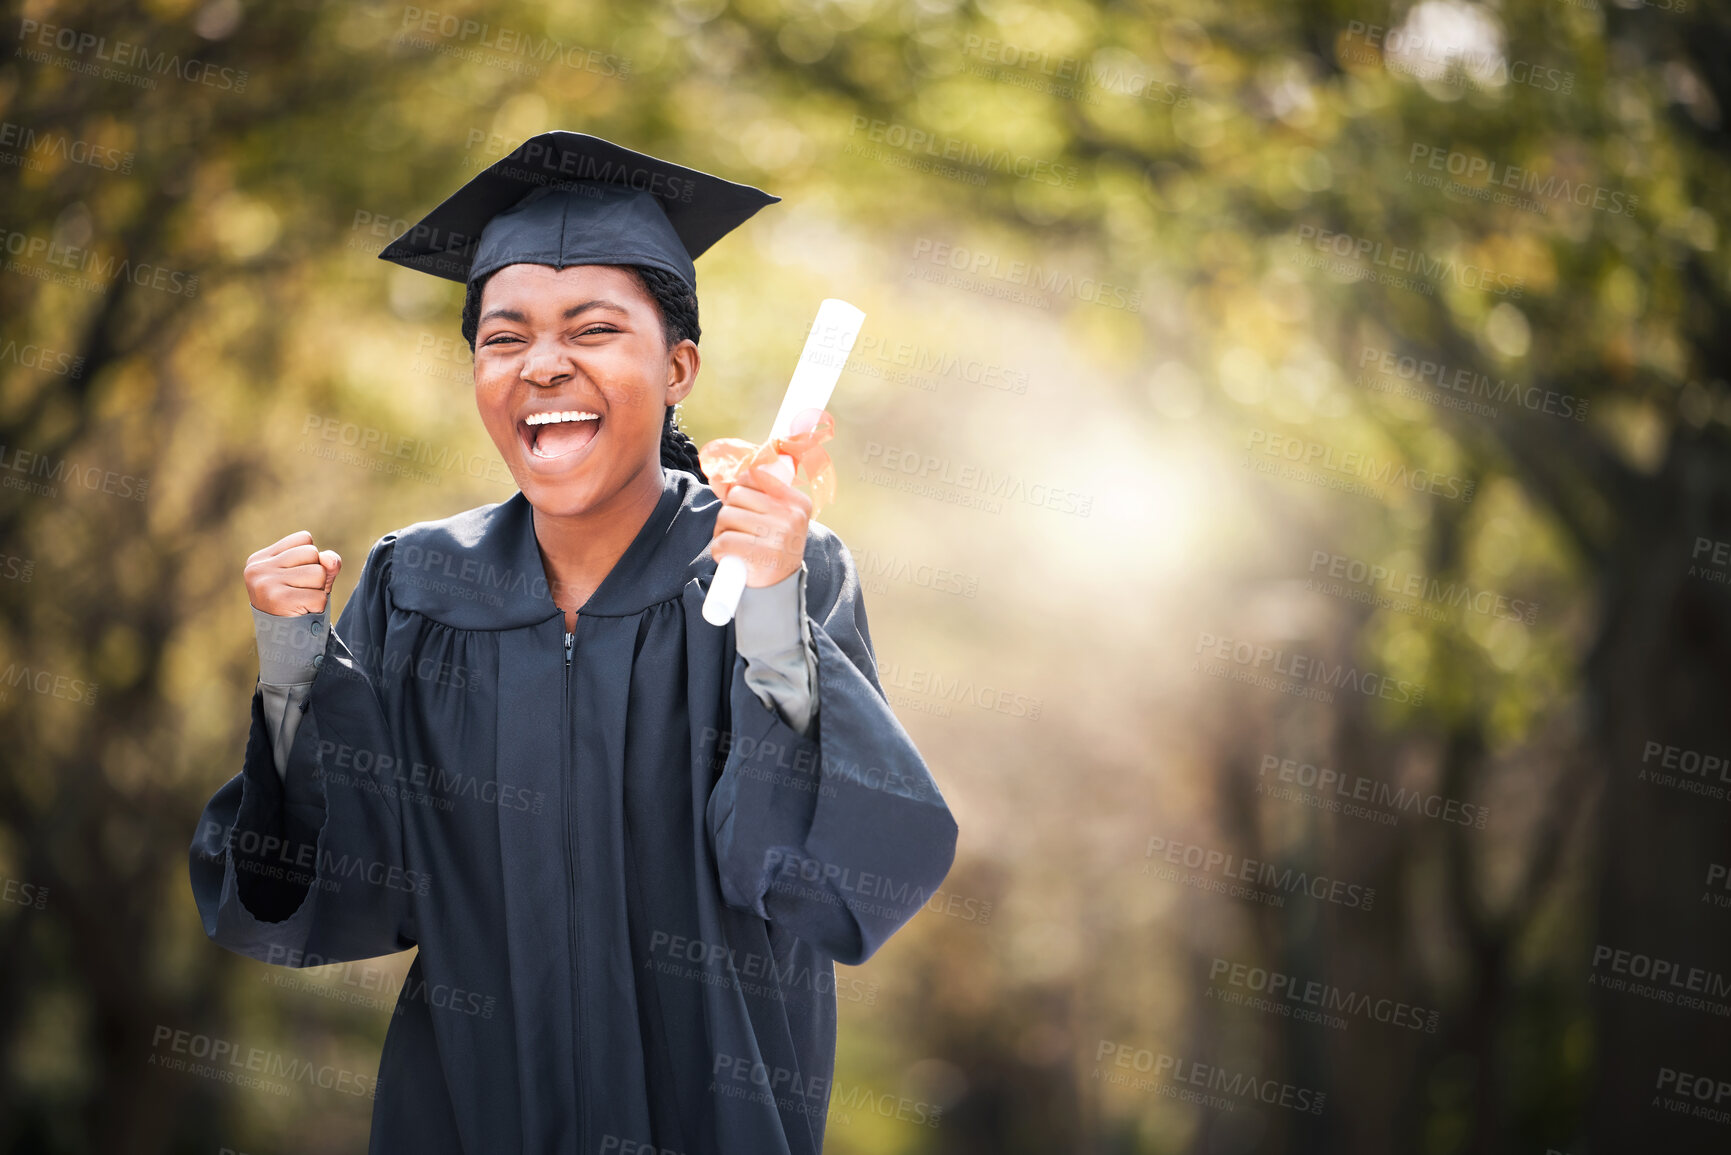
666, 338, 700, 406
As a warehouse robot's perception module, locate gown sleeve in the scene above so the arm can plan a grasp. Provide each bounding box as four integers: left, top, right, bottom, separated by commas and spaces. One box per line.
252, 605, 328, 780
189, 534, 417, 966
706, 526, 959, 966
735, 565, 819, 738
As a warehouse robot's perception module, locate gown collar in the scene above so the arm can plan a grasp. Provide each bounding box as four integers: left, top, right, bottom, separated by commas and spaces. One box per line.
388, 466, 721, 630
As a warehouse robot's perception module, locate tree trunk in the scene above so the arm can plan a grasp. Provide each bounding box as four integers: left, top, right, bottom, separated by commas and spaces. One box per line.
1585, 431, 1731, 1151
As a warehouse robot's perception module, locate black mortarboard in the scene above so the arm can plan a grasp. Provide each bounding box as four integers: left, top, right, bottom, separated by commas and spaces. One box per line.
377, 131, 779, 291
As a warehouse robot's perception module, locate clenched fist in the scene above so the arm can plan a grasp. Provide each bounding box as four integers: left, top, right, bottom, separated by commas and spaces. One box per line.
246, 531, 343, 616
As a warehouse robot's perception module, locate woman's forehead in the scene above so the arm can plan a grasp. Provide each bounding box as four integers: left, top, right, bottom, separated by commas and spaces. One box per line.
480, 263, 651, 308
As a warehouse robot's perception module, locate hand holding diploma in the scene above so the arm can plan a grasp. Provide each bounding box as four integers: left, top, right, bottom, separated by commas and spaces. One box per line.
701, 298, 863, 626
703, 406, 835, 602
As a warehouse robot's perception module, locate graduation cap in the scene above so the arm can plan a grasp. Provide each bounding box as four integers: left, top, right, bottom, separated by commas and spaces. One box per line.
377, 131, 779, 291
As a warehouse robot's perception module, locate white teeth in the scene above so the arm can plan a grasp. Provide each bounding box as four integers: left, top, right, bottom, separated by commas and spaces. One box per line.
525, 411, 601, 426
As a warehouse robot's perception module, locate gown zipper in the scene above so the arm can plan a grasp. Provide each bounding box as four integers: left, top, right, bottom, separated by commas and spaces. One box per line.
563, 625, 589, 1146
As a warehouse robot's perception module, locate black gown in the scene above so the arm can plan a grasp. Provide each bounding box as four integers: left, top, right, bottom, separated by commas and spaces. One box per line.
188, 465, 959, 1155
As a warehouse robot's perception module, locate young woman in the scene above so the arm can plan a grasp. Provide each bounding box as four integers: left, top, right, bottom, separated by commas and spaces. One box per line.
189, 132, 958, 1155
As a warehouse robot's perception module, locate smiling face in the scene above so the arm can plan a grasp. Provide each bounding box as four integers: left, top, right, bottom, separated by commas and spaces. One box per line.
472, 263, 699, 518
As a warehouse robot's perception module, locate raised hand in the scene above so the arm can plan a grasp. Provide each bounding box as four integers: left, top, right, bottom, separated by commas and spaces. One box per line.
710, 462, 812, 588
245, 530, 342, 616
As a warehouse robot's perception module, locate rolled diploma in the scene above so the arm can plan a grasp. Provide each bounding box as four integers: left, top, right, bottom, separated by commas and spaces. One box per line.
703, 298, 865, 627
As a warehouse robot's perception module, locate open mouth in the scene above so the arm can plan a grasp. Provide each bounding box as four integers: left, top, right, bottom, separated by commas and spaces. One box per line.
518, 410, 602, 464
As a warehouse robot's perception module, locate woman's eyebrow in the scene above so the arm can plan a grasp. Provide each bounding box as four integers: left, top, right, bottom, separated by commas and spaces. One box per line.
478, 300, 629, 326
563, 299, 628, 320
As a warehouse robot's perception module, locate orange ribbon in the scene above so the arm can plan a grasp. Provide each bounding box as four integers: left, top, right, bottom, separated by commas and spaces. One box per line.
698, 407, 837, 519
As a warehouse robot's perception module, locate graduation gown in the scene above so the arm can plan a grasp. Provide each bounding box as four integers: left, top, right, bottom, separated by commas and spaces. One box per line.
248, 557, 823, 785
188, 465, 959, 1155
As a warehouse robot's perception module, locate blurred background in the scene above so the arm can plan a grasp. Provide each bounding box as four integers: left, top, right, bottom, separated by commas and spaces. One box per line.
3, 0, 1730, 1151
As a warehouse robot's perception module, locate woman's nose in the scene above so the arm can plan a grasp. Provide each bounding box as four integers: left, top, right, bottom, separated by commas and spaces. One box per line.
521, 341, 574, 387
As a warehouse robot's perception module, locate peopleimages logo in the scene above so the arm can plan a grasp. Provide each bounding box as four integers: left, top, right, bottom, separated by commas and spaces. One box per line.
646, 930, 880, 1005
1144, 834, 1377, 910
0, 227, 198, 297
860, 439, 1093, 518
396, 8, 631, 79
1194, 629, 1427, 706
1338, 21, 1574, 96
1590, 944, 1731, 1014
150, 1026, 375, 1098
1093, 1041, 1327, 1114
1407, 143, 1638, 218
1207, 956, 1440, 1032
0, 338, 85, 379
908, 238, 1142, 312
1307, 548, 1540, 626
960, 35, 1191, 105
0, 443, 150, 502
0, 120, 134, 173
1291, 225, 1525, 298
1245, 428, 1476, 504
848, 117, 1080, 187
1356, 346, 1589, 422
1258, 753, 1491, 829
16, 20, 250, 90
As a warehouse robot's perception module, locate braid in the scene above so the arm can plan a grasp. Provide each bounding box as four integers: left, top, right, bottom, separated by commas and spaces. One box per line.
630, 264, 710, 485
660, 404, 709, 483
460, 267, 494, 353
459, 262, 709, 484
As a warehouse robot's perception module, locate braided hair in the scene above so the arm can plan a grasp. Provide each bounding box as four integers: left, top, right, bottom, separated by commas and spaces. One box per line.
461, 263, 708, 483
